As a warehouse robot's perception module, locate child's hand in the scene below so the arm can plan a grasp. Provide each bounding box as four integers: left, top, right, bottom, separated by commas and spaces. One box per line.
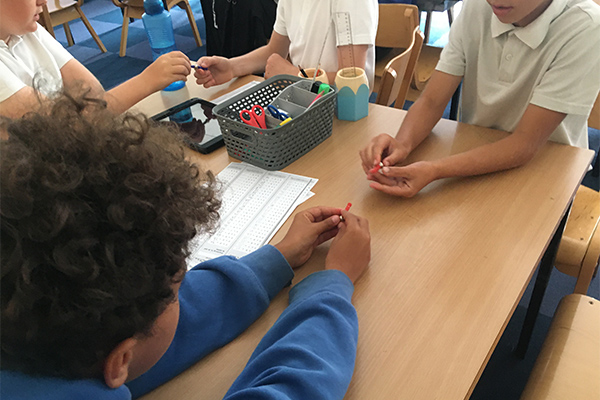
265, 53, 296, 80
194, 56, 234, 88
326, 211, 371, 283
143, 51, 191, 91
369, 161, 437, 197
359, 133, 410, 178
274, 206, 342, 269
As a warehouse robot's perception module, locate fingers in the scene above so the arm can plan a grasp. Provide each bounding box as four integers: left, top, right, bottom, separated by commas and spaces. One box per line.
301, 206, 343, 223
315, 226, 339, 246
369, 181, 417, 197
359, 134, 395, 173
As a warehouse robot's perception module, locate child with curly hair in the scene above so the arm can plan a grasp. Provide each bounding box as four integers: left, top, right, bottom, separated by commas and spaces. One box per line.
0, 92, 371, 399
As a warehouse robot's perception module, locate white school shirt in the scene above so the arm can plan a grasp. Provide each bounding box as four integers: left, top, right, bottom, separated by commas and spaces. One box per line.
0, 24, 73, 103
273, 0, 379, 90
436, 0, 600, 149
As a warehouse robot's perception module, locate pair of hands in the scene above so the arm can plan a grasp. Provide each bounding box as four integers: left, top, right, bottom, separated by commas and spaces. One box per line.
359, 134, 437, 198
193, 54, 296, 88
274, 206, 370, 284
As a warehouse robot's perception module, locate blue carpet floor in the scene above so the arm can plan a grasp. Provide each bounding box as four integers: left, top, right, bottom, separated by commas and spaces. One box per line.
57, 1, 598, 398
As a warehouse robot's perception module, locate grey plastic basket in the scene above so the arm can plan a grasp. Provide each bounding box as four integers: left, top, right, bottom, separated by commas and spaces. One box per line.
213, 75, 336, 170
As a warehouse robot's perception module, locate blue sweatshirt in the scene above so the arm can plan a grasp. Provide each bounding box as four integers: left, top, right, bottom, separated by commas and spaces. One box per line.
1, 245, 358, 399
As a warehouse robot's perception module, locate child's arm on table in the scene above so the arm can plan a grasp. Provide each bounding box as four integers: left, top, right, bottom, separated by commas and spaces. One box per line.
127, 206, 345, 397
0, 87, 42, 120
224, 211, 370, 400
60, 51, 191, 114
0, 52, 191, 118
359, 70, 462, 175
372, 104, 566, 197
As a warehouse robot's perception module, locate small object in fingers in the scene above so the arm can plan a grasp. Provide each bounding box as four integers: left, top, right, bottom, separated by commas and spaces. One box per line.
340, 203, 352, 222
369, 162, 384, 174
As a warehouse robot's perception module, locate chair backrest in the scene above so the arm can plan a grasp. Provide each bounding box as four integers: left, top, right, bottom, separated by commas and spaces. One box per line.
376, 3, 420, 49
46, 0, 82, 13
375, 26, 424, 108
111, 0, 145, 19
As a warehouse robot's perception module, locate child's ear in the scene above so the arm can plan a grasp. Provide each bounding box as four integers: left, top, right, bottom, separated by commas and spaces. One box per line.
103, 338, 137, 388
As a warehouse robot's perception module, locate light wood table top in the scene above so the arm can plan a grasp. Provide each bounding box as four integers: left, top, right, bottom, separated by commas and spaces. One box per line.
137, 77, 594, 400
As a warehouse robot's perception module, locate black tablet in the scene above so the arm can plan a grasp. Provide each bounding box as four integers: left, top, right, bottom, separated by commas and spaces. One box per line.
151, 98, 224, 154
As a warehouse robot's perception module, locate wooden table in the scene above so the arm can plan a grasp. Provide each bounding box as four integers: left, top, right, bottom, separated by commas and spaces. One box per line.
136, 77, 594, 400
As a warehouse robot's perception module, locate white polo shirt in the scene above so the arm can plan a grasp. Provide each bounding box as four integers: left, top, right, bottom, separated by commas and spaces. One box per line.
273, 0, 379, 90
0, 24, 73, 103
436, 0, 600, 149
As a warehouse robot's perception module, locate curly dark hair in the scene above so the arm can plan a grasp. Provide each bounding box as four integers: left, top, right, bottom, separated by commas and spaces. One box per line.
0, 91, 221, 378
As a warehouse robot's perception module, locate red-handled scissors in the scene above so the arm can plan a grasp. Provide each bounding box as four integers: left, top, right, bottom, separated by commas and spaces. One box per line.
239, 105, 266, 129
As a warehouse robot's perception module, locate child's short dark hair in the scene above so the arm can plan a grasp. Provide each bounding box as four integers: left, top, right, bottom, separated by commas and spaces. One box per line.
0, 92, 221, 378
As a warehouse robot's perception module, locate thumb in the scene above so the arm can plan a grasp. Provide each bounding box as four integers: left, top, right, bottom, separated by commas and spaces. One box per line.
382, 151, 405, 167
381, 165, 411, 178
315, 215, 341, 233
198, 56, 216, 68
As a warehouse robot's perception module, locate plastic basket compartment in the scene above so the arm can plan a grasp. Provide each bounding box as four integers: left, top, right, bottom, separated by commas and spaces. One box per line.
213, 75, 336, 170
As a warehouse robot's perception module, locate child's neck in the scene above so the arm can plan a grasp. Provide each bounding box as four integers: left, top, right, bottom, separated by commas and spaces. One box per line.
514, 0, 553, 27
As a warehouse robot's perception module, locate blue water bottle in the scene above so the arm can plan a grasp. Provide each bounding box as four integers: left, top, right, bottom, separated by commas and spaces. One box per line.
142, 0, 185, 91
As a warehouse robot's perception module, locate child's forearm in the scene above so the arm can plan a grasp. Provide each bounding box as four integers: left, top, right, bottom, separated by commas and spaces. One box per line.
395, 70, 462, 155
430, 137, 534, 180
104, 75, 156, 114
395, 94, 447, 155
430, 103, 566, 180
229, 45, 279, 78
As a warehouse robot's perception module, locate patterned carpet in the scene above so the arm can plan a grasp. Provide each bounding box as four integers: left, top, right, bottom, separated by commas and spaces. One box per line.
50, 0, 207, 90
54, 1, 598, 399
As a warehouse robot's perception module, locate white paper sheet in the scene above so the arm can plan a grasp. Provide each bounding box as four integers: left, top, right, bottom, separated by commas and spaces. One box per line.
186, 163, 317, 269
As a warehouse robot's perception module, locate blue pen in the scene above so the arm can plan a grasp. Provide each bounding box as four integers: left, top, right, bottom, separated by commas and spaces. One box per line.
191, 64, 208, 71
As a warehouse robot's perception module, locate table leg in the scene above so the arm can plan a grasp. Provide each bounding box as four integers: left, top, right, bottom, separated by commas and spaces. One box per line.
514, 205, 571, 359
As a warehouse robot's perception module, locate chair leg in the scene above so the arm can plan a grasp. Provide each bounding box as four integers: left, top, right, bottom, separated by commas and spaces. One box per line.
183, 2, 203, 47
40, 5, 55, 37
120, 9, 130, 57
423, 11, 432, 44
63, 23, 75, 47
75, 5, 107, 53
447, 5, 454, 25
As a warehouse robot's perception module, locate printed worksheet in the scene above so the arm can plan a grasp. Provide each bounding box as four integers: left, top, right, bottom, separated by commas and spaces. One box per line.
186, 163, 317, 269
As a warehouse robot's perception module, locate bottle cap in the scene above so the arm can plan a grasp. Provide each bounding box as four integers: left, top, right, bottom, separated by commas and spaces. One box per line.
144, 0, 165, 15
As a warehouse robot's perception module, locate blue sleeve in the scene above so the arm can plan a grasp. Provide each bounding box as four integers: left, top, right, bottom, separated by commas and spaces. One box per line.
223, 270, 358, 400
127, 245, 294, 398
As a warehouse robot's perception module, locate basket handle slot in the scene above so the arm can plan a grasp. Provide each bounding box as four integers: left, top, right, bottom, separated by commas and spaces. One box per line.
230, 129, 255, 144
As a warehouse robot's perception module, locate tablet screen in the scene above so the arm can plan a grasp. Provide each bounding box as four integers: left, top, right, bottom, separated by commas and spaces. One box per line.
152, 98, 224, 154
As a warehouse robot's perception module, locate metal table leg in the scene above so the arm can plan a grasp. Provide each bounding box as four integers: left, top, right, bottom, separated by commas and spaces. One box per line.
514, 205, 571, 359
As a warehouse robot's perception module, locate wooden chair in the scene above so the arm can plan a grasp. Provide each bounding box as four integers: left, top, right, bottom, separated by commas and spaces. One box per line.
41, 0, 107, 53
554, 92, 600, 295
555, 186, 600, 294
373, 3, 421, 96
111, 0, 202, 57
520, 294, 600, 400
375, 26, 423, 109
